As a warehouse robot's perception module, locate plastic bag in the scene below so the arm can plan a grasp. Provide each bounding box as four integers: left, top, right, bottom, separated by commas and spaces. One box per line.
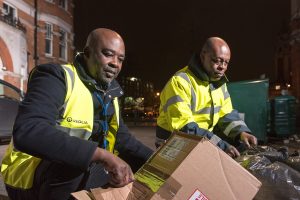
285, 156, 300, 172
238, 150, 300, 200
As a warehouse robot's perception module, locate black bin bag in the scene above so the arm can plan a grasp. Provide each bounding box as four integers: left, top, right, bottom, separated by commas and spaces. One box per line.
237, 147, 300, 200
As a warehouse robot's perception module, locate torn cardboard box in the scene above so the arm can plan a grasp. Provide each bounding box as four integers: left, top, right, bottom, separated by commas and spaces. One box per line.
72, 132, 261, 200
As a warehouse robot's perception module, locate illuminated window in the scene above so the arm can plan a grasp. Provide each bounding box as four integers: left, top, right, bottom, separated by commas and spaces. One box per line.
45, 23, 53, 56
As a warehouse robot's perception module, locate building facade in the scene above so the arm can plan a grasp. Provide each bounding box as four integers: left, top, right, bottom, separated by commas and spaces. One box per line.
290, 0, 300, 100
0, 0, 74, 92
273, 0, 300, 99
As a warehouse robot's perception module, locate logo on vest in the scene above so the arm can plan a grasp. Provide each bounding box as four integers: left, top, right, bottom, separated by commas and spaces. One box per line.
66, 117, 88, 124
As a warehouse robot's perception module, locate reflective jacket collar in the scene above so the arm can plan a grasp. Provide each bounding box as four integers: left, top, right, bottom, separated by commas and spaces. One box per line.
73, 53, 123, 98
188, 53, 228, 89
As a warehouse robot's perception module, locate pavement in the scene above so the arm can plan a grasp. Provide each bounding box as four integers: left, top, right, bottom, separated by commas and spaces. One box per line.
129, 126, 156, 150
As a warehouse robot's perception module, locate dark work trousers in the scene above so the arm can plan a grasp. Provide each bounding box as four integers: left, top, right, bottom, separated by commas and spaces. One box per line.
5, 160, 109, 200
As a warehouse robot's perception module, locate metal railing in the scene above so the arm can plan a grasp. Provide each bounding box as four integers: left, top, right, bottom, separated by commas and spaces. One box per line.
0, 11, 26, 33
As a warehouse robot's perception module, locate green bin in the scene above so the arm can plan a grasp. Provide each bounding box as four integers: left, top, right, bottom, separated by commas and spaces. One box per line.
227, 79, 269, 143
270, 94, 296, 137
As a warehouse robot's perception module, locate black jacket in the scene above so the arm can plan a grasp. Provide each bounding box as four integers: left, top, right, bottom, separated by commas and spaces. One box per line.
12, 54, 153, 173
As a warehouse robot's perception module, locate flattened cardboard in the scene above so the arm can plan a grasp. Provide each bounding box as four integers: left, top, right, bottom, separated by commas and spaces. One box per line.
72, 190, 95, 200
72, 132, 261, 200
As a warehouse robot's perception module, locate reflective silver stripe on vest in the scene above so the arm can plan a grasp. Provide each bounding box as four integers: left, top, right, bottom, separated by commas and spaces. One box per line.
221, 84, 230, 100
56, 125, 92, 140
57, 65, 76, 123
195, 106, 221, 114
163, 95, 184, 112
209, 134, 222, 145
176, 72, 196, 112
62, 65, 75, 92
223, 120, 247, 136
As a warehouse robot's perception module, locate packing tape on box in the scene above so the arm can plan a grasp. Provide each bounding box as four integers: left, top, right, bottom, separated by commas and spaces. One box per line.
134, 163, 182, 198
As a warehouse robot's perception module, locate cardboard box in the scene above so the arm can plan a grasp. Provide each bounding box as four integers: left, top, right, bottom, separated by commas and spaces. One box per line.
72, 132, 261, 200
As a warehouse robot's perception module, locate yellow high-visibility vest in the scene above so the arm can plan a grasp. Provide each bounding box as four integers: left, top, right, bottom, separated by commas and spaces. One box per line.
157, 66, 232, 132
1, 64, 120, 189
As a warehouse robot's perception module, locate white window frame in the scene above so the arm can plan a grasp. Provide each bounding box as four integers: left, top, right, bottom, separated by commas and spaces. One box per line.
58, 0, 68, 11
2, 2, 17, 19
45, 23, 53, 56
59, 28, 67, 60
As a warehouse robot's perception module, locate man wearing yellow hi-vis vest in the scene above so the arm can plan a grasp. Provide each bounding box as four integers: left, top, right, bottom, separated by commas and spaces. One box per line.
1, 28, 153, 200
156, 37, 257, 157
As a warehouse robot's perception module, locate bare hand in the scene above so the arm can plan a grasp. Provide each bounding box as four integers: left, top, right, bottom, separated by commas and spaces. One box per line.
240, 132, 257, 148
92, 148, 134, 187
225, 145, 240, 158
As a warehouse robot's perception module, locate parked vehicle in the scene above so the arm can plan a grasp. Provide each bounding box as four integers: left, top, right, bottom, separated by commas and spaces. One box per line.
0, 80, 24, 144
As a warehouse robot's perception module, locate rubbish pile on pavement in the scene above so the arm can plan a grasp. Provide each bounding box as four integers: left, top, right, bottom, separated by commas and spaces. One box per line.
236, 140, 300, 200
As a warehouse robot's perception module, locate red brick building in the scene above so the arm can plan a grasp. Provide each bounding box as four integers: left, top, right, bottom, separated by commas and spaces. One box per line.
0, 0, 74, 92
273, 0, 300, 100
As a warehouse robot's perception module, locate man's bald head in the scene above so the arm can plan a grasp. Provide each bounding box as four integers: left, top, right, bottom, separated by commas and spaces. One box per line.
83, 28, 125, 87
84, 28, 125, 55
201, 37, 230, 57
200, 37, 231, 81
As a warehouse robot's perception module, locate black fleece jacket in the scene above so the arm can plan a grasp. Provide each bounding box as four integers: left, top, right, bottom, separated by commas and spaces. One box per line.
12, 55, 153, 172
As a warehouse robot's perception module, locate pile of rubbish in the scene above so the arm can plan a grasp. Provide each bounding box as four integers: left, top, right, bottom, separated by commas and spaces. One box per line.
236, 145, 300, 200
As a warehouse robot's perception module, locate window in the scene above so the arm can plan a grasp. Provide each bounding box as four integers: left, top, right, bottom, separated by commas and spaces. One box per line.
2, 2, 17, 19
45, 0, 54, 3
45, 23, 53, 56
58, 0, 67, 10
59, 28, 67, 60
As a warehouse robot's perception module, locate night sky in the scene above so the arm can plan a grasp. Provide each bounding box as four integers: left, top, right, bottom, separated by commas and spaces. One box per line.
73, 0, 290, 91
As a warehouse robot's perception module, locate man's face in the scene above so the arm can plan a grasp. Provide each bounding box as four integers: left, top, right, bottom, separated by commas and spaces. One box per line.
201, 45, 230, 81
86, 36, 125, 85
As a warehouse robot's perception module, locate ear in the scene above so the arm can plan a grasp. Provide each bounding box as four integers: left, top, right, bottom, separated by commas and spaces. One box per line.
83, 47, 89, 58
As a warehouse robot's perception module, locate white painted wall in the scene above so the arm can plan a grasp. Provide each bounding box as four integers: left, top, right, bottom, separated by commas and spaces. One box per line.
0, 21, 28, 80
